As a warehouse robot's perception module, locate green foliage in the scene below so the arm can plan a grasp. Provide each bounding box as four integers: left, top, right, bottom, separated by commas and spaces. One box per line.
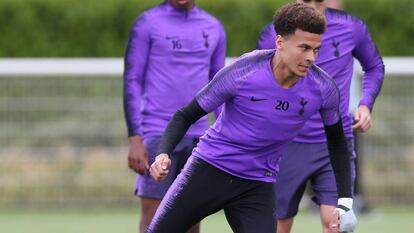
0, 0, 412, 57
345, 0, 414, 56
0, 0, 147, 57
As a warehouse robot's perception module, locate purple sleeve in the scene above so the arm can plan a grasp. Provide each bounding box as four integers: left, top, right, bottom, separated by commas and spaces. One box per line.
256, 24, 276, 50
209, 23, 226, 81
319, 74, 341, 126
196, 65, 239, 113
123, 14, 151, 137
209, 23, 227, 119
352, 19, 385, 111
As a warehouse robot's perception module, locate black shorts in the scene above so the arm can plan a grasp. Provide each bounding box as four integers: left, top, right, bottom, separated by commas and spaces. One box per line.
146, 156, 276, 233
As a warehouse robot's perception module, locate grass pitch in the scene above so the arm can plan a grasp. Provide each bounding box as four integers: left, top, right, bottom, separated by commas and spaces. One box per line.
0, 207, 413, 233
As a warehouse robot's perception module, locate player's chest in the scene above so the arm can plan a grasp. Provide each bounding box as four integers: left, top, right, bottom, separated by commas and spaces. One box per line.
317, 27, 355, 61
236, 92, 321, 123
231, 89, 322, 140
150, 24, 218, 56
236, 71, 322, 122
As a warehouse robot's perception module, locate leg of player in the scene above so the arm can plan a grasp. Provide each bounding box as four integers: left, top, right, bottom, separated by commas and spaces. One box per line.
277, 218, 294, 233
319, 204, 336, 233
140, 198, 161, 233
147, 155, 277, 233
275, 142, 316, 233
224, 179, 276, 233
146, 156, 224, 233
137, 138, 200, 233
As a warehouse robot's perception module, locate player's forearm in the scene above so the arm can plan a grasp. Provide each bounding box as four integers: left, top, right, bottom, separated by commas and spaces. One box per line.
359, 65, 385, 110
209, 28, 226, 81
355, 24, 385, 111
324, 119, 352, 198
129, 135, 143, 144
157, 99, 207, 155
123, 83, 143, 137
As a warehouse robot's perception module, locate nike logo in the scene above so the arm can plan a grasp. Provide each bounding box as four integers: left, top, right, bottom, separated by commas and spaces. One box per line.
250, 96, 267, 102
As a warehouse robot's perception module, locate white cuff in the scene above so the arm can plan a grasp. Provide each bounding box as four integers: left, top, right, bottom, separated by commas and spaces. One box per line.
338, 197, 353, 209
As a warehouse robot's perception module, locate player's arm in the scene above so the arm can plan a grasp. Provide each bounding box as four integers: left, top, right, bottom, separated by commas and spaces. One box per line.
150, 64, 239, 181
324, 120, 357, 233
320, 78, 357, 233
209, 23, 226, 81
123, 14, 151, 174
352, 18, 385, 132
209, 22, 227, 119
324, 120, 352, 198
150, 99, 207, 181
256, 23, 277, 50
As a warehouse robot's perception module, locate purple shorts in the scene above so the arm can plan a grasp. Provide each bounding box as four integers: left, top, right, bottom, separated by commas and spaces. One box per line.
134, 137, 198, 200
275, 139, 356, 219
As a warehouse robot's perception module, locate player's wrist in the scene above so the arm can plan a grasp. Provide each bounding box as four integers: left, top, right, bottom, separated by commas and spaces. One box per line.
337, 197, 353, 215
156, 153, 170, 160
358, 103, 372, 112
129, 135, 143, 145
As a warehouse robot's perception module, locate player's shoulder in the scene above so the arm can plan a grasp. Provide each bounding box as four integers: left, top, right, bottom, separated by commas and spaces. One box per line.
307, 65, 340, 102
196, 7, 224, 28
134, 4, 163, 24
264, 23, 273, 31
307, 65, 337, 88
326, 8, 366, 27
230, 49, 273, 71
261, 23, 275, 35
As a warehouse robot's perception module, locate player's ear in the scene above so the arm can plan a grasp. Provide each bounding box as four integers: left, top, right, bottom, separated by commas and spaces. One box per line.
276, 35, 284, 50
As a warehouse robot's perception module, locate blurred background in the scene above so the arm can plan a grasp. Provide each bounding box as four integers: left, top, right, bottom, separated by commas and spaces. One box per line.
0, 0, 413, 232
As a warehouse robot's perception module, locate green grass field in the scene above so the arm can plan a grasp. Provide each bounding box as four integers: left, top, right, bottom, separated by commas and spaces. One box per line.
1, 207, 413, 233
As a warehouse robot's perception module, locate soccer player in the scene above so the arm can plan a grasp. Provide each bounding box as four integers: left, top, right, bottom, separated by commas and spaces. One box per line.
147, 3, 357, 233
123, 0, 226, 232
256, 1, 384, 233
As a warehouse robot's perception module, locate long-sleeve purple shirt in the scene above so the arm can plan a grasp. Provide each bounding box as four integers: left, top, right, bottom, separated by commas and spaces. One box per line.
257, 8, 384, 143
124, 2, 226, 138
194, 50, 341, 182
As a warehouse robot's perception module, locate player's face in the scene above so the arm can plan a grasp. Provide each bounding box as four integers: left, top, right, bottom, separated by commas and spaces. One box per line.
169, 0, 195, 10
277, 29, 322, 77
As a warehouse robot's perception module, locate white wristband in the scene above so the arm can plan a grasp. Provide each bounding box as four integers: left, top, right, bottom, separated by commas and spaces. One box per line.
338, 197, 353, 209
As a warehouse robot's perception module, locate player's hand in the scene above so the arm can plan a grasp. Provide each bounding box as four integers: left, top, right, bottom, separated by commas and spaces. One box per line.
150, 153, 171, 181
329, 209, 340, 233
127, 136, 149, 175
329, 198, 357, 233
352, 105, 371, 132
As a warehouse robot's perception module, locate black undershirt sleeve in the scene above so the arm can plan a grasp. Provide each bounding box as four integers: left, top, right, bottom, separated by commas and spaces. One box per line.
324, 119, 353, 198
157, 98, 208, 155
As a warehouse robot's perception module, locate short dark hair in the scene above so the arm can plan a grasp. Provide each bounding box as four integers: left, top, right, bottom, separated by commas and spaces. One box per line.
273, 3, 326, 37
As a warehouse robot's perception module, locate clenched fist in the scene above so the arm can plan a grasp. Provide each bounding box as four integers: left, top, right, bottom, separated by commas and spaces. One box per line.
150, 153, 172, 181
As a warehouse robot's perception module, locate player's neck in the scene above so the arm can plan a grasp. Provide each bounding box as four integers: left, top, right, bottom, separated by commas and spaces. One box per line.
271, 55, 300, 89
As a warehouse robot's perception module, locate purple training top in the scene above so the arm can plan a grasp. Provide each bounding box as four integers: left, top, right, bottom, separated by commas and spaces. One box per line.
124, 1, 226, 138
257, 8, 384, 143
193, 49, 341, 182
